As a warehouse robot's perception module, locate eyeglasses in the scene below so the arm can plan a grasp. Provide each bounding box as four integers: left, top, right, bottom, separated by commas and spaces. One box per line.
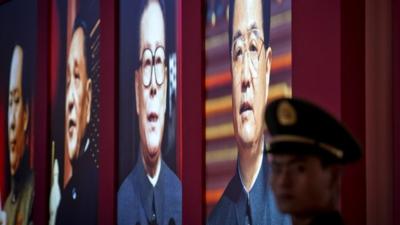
231, 29, 266, 78
138, 46, 166, 87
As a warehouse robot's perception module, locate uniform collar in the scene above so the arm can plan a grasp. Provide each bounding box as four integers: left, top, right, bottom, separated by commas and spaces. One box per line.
137, 152, 165, 224
234, 152, 267, 225
238, 138, 264, 195
146, 156, 161, 187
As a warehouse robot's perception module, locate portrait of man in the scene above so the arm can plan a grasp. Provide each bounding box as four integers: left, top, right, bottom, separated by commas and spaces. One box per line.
207, 0, 291, 224
117, 0, 182, 224
53, 18, 98, 225
1, 45, 34, 225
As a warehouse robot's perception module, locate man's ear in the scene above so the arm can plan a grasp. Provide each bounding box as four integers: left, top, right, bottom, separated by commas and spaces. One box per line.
86, 79, 92, 123
23, 102, 29, 132
160, 66, 168, 114
265, 47, 272, 105
135, 70, 140, 115
163, 66, 168, 96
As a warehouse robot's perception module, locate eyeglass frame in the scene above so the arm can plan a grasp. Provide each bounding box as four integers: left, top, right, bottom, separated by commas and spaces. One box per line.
230, 29, 267, 78
137, 46, 166, 87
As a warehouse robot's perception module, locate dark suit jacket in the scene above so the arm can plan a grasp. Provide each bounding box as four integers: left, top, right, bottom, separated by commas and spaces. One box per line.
118, 157, 182, 225
207, 155, 291, 225
55, 143, 99, 225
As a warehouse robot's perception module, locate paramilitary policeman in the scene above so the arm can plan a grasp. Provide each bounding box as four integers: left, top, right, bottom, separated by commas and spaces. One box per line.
265, 98, 362, 225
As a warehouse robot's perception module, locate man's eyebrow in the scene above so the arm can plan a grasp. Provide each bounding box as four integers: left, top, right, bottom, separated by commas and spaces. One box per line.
249, 23, 260, 36
9, 89, 17, 97
232, 30, 243, 43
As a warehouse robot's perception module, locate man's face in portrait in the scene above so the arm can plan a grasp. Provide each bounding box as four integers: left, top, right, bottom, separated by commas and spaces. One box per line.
269, 154, 338, 216
65, 27, 92, 161
8, 46, 28, 176
231, 0, 272, 149
135, 0, 167, 170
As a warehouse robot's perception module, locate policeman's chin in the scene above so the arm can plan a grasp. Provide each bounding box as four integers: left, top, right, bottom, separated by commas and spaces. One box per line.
275, 200, 299, 214
276, 198, 308, 216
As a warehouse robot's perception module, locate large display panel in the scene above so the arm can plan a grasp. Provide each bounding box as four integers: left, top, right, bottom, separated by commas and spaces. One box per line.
0, 0, 37, 224
48, 0, 101, 224
205, 0, 292, 223
117, 0, 182, 224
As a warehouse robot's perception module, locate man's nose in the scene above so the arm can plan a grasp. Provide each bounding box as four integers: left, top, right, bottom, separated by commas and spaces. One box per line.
66, 88, 75, 113
9, 110, 16, 131
241, 54, 251, 92
149, 85, 157, 97
149, 67, 158, 97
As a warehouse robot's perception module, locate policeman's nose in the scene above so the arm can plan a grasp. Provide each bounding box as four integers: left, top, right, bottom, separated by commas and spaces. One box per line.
278, 169, 293, 188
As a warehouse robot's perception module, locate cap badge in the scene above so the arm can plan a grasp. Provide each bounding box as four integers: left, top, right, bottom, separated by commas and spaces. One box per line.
277, 100, 297, 126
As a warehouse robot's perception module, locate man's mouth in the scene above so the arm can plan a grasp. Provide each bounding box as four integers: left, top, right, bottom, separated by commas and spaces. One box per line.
277, 193, 295, 201
240, 102, 253, 114
147, 113, 159, 122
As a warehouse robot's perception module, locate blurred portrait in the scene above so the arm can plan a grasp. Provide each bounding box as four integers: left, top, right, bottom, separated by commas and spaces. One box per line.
1, 45, 35, 225
0, 1, 37, 224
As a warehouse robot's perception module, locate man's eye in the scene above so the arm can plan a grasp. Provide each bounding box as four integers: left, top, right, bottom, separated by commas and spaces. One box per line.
155, 56, 163, 65
143, 58, 152, 67
249, 43, 258, 52
296, 165, 306, 173
234, 48, 242, 60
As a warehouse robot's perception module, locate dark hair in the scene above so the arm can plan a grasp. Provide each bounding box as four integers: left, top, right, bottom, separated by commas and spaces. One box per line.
19, 45, 31, 108
228, 0, 271, 52
134, 0, 166, 69
72, 16, 91, 79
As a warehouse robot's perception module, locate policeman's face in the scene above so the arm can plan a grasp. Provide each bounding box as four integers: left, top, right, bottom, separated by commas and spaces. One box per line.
8, 46, 28, 176
231, 0, 272, 149
65, 27, 92, 161
269, 154, 337, 216
135, 1, 167, 169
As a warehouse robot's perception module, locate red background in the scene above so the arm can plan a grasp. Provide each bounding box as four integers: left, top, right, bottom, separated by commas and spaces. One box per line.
27, 0, 400, 225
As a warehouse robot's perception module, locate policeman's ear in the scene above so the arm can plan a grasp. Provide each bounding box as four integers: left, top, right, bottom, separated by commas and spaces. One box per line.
85, 78, 92, 123
264, 47, 272, 105
328, 165, 341, 190
135, 69, 139, 115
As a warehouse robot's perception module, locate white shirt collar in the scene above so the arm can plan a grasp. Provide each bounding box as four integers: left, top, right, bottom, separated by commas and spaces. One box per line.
147, 156, 161, 187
